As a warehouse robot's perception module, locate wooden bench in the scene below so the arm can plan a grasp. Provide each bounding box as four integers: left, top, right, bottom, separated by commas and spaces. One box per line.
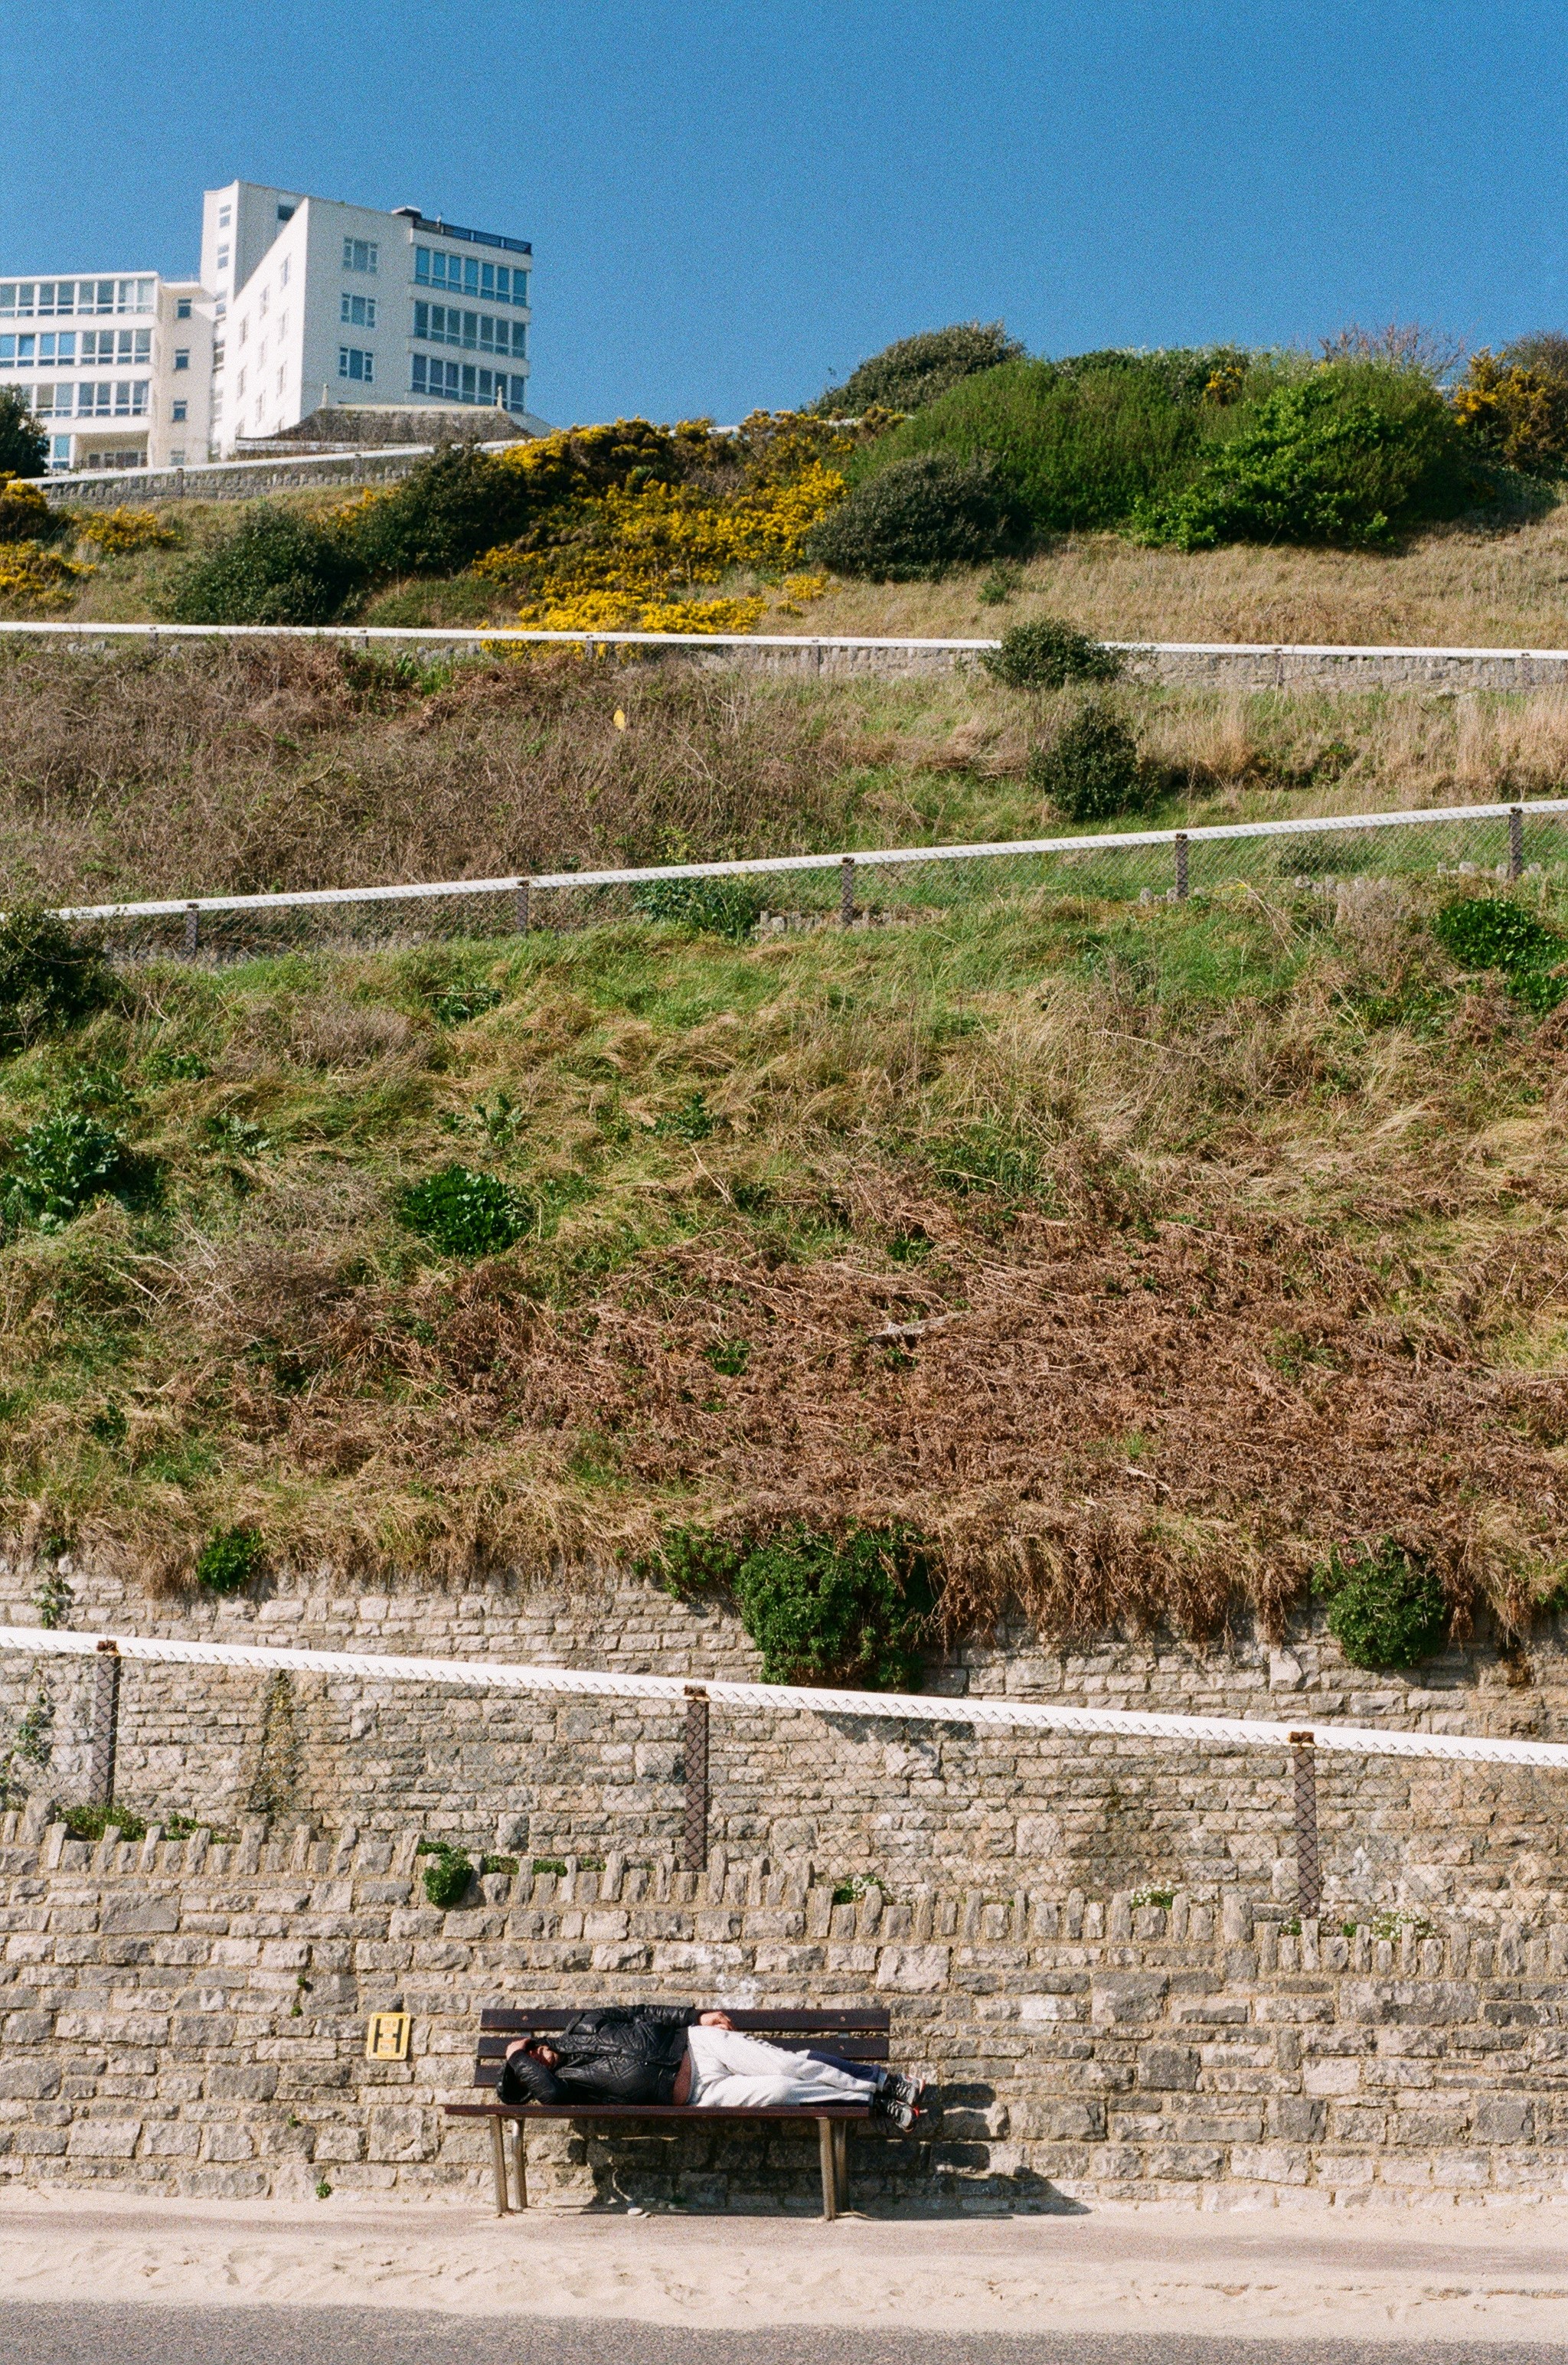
445, 2005, 892, 2220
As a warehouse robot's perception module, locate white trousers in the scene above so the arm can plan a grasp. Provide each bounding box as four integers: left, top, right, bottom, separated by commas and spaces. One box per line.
684, 2024, 877, 2109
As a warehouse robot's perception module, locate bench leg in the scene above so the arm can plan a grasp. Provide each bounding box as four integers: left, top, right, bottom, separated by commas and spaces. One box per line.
513, 2115, 528, 2210
489, 2113, 510, 2216
834, 2118, 849, 2213
818, 2118, 838, 2222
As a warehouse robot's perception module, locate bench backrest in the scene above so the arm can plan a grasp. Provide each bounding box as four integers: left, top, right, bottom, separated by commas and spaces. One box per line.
472, 2005, 890, 2090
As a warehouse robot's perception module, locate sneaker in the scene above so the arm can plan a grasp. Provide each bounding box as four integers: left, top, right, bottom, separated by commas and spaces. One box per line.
871, 2083, 929, 2133
875, 2070, 926, 2112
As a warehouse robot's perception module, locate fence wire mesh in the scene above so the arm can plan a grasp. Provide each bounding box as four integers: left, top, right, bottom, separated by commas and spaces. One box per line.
42, 800, 1568, 968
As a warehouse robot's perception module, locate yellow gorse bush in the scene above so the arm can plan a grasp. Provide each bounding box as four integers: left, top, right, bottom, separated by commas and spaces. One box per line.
474, 411, 851, 633
0, 543, 95, 609
69, 505, 181, 554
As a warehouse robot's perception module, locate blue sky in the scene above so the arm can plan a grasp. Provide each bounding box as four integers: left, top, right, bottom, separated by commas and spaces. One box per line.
3, 1, 1565, 426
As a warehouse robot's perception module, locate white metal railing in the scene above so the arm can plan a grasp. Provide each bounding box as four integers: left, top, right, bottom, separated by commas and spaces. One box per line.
31, 796, 1566, 930
8, 616, 1568, 665
2, 1624, 1563, 1764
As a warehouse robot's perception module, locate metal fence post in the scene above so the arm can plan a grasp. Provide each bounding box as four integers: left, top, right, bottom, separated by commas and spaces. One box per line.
183, 903, 200, 956
682, 1685, 710, 1872
514, 879, 531, 935
1174, 833, 1190, 900
1510, 806, 1524, 880
1290, 1731, 1321, 1918
90, 1639, 120, 1811
839, 854, 856, 928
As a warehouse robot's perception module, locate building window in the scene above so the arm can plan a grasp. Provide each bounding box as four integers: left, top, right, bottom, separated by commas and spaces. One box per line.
412, 302, 526, 358
338, 346, 374, 382
174, 348, 190, 371
343, 239, 378, 273
237, 368, 246, 397
411, 354, 527, 410
259, 286, 270, 317
277, 204, 295, 223
218, 205, 231, 227
413, 249, 528, 306
217, 247, 230, 270
276, 365, 285, 394
340, 292, 377, 328
0, 278, 153, 320
280, 256, 290, 287
238, 316, 248, 346
172, 399, 188, 422
77, 328, 151, 367
169, 448, 186, 465
176, 297, 192, 319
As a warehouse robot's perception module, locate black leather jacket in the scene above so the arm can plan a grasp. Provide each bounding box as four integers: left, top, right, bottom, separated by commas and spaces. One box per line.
498, 2005, 700, 2106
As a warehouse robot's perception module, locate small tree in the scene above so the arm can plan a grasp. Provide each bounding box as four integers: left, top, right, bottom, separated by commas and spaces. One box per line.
0, 390, 47, 481
1027, 698, 1145, 822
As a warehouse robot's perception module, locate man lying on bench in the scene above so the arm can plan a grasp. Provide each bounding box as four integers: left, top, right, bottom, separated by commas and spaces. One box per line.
500, 2004, 930, 2129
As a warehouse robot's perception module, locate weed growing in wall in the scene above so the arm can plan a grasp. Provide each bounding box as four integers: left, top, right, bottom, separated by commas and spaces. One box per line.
417, 1840, 475, 1908
652, 1524, 934, 1689
195, 1525, 265, 1595
1314, 1539, 1449, 1670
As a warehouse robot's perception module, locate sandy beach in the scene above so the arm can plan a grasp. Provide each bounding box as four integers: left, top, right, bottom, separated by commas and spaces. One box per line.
4, 2187, 1568, 2344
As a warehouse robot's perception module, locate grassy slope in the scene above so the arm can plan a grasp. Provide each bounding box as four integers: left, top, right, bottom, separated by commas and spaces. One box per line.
8, 640, 1568, 914
2, 882, 1566, 1648
15, 485, 1568, 648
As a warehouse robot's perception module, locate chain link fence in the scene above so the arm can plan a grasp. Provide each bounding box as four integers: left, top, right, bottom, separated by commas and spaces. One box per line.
38, 799, 1568, 967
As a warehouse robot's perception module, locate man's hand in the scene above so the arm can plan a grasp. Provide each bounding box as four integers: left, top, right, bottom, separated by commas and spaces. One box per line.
697, 2011, 733, 2029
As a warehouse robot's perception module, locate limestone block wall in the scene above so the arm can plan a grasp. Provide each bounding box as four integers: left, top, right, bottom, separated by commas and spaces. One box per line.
1, 1815, 1564, 2209
2, 1563, 1567, 1926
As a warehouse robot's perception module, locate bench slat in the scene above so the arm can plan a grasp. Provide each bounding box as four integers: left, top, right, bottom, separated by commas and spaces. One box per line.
449, 2108, 873, 2124
472, 2043, 889, 2087
474, 2033, 889, 2063
476, 2006, 890, 2034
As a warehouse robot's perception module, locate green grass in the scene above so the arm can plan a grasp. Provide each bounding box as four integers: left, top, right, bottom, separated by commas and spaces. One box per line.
2, 875, 1566, 1649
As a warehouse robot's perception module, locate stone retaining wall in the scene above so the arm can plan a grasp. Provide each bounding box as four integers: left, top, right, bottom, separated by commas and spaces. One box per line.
1, 1815, 1563, 2210
2, 1566, 1566, 1926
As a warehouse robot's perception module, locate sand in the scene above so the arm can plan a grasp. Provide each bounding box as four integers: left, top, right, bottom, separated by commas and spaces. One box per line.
5, 2187, 1568, 2343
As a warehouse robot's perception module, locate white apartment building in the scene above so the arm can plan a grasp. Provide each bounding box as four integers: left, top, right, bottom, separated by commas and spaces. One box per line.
3, 180, 532, 472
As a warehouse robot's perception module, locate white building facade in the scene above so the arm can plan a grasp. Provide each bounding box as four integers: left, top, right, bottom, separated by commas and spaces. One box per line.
2, 180, 532, 472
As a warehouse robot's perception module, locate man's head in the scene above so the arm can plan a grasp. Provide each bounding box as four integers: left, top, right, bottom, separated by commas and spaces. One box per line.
505, 2036, 559, 2068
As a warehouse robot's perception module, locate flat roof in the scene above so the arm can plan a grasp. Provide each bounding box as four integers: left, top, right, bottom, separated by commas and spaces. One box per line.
395, 211, 531, 257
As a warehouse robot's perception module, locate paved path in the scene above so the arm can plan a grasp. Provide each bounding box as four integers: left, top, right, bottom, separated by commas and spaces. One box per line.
8, 2315, 1568, 2365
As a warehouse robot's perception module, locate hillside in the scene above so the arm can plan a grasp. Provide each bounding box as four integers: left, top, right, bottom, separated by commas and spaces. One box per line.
1, 855, 1566, 1672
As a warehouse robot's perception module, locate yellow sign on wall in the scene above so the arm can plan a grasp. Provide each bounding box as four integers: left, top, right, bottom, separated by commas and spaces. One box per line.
365, 2011, 411, 2062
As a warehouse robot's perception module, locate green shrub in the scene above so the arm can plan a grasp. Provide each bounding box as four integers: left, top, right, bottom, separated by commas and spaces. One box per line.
1027, 698, 1144, 822
3, 1109, 136, 1227
806, 452, 1018, 580
1314, 1540, 1449, 1669
654, 1523, 933, 1689
0, 905, 114, 1050
1431, 895, 1567, 1010
631, 877, 766, 939
351, 444, 529, 577
166, 503, 365, 624
1133, 363, 1476, 550
0, 389, 48, 480
195, 1525, 264, 1594
420, 1842, 475, 1908
982, 616, 1124, 691
815, 322, 1024, 416
852, 354, 1218, 535
397, 1163, 533, 1257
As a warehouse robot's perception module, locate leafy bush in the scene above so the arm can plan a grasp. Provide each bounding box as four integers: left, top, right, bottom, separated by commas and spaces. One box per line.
653, 1524, 933, 1689
1314, 1539, 1448, 1669
195, 1524, 264, 1594
982, 616, 1124, 691
1431, 896, 1567, 1009
852, 354, 1221, 535
420, 1841, 475, 1908
352, 444, 532, 577
1027, 698, 1144, 822
631, 876, 766, 938
815, 322, 1024, 416
0, 905, 113, 1050
1134, 363, 1476, 550
60, 1801, 147, 1842
166, 503, 366, 624
3, 1109, 135, 1227
805, 452, 1018, 580
397, 1163, 533, 1257
0, 391, 47, 481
